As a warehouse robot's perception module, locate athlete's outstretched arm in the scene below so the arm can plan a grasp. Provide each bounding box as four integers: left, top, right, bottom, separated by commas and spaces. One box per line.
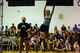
50, 6, 55, 19
44, 4, 47, 17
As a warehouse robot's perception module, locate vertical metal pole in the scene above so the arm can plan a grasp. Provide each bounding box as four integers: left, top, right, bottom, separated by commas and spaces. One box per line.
1, 0, 3, 53
1, 0, 3, 30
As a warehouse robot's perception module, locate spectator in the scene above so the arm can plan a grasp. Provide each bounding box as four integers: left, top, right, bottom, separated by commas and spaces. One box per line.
0, 39, 2, 53
35, 35, 40, 51
5, 25, 10, 37
58, 32, 64, 40
47, 33, 55, 51
30, 37, 36, 51
74, 42, 79, 51
78, 24, 80, 31
29, 23, 32, 30
55, 39, 66, 52
35, 24, 39, 30
65, 39, 71, 51
10, 23, 16, 36
61, 24, 66, 33
54, 26, 59, 33
73, 24, 78, 32
67, 26, 72, 32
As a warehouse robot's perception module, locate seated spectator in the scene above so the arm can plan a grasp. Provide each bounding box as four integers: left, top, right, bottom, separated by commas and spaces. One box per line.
74, 42, 79, 51
35, 35, 40, 51
54, 26, 59, 33
0, 39, 2, 53
41, 37, 47, 51
30, 37, 36, 51
47, 33, 55, 51
55, 39, 66, 52
72, 32, 78, 43
65, 39, 71, 51
77, 31, 80, 47
66, 29, 73, 38
40, 32, 47, 51
5, 25, 10, 37
54, 31, 60, 41
58, 32, 64, 40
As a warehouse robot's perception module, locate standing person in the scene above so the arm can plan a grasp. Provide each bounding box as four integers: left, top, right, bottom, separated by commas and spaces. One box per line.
17, 17, 31, 53
10, 23, 16, 36
33, 4, 55, 37
61, 24, 67, 33
73, 24, 78, 32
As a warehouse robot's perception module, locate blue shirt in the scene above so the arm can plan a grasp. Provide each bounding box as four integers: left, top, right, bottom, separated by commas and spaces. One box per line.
73, 27, 78, 32
58, 35, 64, 40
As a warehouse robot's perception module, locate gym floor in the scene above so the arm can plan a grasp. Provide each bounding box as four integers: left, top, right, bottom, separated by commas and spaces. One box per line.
2, 51, 78, 53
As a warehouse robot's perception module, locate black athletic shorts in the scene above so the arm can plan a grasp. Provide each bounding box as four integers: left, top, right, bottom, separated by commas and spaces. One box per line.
40, 24, 49, 33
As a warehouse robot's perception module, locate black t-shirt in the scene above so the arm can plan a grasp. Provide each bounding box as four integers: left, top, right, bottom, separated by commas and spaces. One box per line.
18, 22, 30, 37
61, 27, 66, 31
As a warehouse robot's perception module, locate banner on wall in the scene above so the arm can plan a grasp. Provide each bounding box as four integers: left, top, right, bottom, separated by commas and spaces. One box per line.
46, 0, 74, 6
6, 0, 35, 6
59, 14, 63, 19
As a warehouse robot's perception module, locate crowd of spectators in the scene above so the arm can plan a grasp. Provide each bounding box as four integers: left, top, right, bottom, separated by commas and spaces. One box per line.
0, 23, 80, 52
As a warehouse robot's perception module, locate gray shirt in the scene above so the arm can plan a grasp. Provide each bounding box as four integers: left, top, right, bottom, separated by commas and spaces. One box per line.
43, 16, 51, 26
